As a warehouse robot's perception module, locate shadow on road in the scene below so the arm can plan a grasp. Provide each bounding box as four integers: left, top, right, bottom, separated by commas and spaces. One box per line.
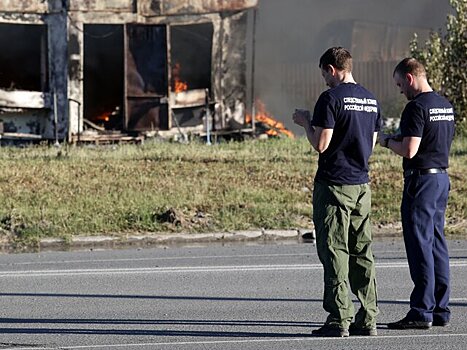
1, 292, 465, 307
0, 318, 314, 327
2, 292, 316, 303
0, 320, 314, 337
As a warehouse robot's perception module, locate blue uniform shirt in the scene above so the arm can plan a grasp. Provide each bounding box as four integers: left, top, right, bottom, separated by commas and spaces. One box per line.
311, 83, 381, 185
400, 91, 455, 170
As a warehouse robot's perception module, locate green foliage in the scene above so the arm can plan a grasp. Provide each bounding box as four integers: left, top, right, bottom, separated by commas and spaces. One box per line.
410, 0, 467, 134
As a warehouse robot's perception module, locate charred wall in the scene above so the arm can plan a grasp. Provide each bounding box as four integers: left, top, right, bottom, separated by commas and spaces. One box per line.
220, 11, 249, 130
69, 0, 135, 12
138, 0, 257, 16
0, 0, 49, 13
46, 10, 68, 140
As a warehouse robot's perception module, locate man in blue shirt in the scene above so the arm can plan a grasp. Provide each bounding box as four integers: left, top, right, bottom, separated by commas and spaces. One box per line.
379, 58, 455, 330
293, 47, 381, 337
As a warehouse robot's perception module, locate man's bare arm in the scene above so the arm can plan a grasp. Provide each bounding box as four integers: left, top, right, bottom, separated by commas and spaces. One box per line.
379, 132, 421, 158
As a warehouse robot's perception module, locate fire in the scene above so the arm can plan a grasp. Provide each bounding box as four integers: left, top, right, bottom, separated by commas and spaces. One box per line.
95, 112, 111, 122
174, 80, 188, 93
246, 100, 294, 138
172, 62, 188, 93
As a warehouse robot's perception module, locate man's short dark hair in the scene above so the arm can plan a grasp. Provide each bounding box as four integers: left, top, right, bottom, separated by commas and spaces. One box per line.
319, 47, 352, 72
393, 58, 426, 77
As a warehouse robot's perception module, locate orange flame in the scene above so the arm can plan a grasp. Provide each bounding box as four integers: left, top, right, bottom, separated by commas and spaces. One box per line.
246, 100, 294, 138
174, 80, 188, 93
172, 63, 188, 93
95, 112, 111, 122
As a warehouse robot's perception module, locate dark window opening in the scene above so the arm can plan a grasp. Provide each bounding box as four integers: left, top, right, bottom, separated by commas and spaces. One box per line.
173, 106, 207, 127
127, 98, 168, 130
84, 24, 124, 130
0, 23, 47, 91
125, 24, 168, 131
170, 23, 213, 93
127, 25, 168, 97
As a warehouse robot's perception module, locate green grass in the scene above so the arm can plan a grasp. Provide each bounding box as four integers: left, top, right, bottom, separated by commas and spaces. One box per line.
0, 136, 465, 249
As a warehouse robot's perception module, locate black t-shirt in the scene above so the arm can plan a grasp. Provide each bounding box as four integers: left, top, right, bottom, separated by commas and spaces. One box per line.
400, 91, 455, 170
311, 83, 381, 185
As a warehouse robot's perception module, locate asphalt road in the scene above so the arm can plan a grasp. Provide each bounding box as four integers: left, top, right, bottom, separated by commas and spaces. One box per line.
0, 239, 466, 350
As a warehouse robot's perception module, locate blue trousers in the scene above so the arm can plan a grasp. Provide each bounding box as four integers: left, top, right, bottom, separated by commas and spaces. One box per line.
401, 172, 450, 323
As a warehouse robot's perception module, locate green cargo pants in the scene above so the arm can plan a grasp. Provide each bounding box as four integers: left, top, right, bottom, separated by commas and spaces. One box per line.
313, 179, 378, 329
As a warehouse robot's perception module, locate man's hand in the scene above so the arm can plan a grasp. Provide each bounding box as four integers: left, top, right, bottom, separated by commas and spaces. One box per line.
378, 131, 391, 148
292, 108, 328, 152
292, 109, 311, 128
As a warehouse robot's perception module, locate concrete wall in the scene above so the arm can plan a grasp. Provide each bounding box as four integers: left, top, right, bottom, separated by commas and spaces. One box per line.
0, 0, 60, 13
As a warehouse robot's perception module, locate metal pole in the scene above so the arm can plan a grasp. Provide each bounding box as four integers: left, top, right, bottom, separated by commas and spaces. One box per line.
250, 7, 258, 130
69, 98, 82, 144
53, 91, 60, 147
205, 88, 211, 145
77, 101, 81, 143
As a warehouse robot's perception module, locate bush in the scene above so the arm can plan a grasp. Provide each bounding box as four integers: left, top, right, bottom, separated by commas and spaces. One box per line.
410, 0, 467, 134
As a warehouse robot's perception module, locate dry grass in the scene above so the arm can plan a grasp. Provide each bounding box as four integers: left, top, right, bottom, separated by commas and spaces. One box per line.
0, 135, 465, 249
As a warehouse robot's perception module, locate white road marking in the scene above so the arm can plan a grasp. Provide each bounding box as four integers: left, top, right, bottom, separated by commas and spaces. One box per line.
1, 247, 466, 267
395, 297, 467, 302
0, 253, 316, 267
0, 261, 466, 277
9, 333, 467, 349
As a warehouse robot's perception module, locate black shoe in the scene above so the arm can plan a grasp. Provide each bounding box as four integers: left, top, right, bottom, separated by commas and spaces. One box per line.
387, 317, 432, 329
312, 324, 349, 337
433, 318, 450, 327
349, 323, 377, 336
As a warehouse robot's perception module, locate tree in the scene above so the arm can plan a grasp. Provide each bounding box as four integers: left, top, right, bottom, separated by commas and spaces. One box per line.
410, 0, 467, 133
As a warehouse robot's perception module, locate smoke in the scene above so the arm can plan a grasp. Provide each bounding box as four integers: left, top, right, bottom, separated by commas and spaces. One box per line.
252, 0, 453, 135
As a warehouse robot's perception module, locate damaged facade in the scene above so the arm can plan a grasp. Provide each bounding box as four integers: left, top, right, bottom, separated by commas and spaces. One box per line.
0, 0, 258, 142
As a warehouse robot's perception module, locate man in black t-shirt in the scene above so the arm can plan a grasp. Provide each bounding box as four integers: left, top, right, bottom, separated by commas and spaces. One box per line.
379, 58, 455, 330
293, 47, 381, 337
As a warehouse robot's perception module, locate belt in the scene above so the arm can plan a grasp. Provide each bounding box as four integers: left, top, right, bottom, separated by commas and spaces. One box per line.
404, 168, 447, 178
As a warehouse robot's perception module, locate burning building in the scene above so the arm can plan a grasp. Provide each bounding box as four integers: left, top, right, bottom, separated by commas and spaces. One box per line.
0, 0, 259, 143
